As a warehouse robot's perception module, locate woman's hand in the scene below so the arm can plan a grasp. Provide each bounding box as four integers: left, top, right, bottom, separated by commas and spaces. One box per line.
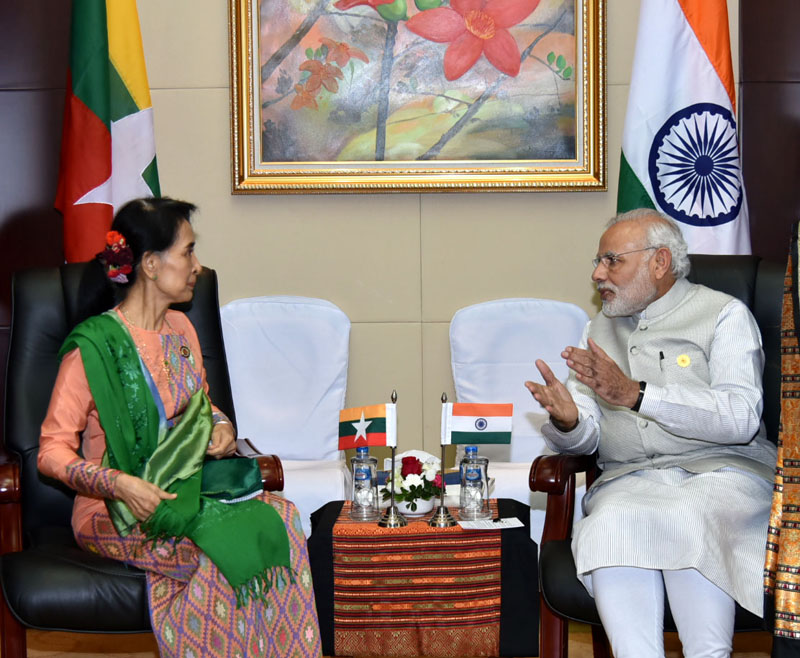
207, 422, 236, 459
114, 472, 177, 521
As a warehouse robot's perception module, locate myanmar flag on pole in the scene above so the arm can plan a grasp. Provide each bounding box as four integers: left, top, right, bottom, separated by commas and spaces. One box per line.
617, 0, 750, 254
441, 403, 513, 445
338, 404, 397, 450
55, 0, 160, 263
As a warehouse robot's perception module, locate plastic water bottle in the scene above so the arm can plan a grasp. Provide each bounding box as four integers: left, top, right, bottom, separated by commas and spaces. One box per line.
459, 446, 491, 520
350, 446, 379, 521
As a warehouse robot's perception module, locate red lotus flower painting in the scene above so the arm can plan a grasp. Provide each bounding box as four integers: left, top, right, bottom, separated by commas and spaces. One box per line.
254, 0, 582, 165
406, 0, 541, 80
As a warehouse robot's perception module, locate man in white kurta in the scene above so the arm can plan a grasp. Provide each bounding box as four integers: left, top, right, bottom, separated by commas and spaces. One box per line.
526, 209, 776, 658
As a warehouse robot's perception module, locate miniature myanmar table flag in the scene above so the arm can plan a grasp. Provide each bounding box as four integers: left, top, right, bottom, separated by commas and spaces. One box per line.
617, 0, 750, 254
339, 404, 397, 450
441, 403, 513, 445
55, 0, 160, 263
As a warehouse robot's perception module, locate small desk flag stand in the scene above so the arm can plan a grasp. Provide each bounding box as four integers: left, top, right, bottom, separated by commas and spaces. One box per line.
429, 393, 456, 528
378, 390, 407, 528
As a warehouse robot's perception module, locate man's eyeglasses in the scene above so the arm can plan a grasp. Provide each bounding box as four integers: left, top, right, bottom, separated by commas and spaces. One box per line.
592, 246, 657, 269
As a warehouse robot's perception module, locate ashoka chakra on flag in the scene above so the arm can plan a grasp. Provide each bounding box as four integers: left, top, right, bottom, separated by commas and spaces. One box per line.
647, 102, 743, 228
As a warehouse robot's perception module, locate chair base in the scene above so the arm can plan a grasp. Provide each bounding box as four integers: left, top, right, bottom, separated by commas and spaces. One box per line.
1, 589, 26, 658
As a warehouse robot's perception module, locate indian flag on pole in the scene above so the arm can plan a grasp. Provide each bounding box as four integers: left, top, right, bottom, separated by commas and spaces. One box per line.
338, 404, 397, 450
441, 403, 513, 445
55, 0, 160, 263
617, 0, 750, 255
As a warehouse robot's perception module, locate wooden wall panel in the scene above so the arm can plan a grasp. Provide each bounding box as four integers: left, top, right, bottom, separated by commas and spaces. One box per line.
741, 0, 800, 83
0, 2, 70, 442
740, 0, 800, 262
740, 84, 800, 261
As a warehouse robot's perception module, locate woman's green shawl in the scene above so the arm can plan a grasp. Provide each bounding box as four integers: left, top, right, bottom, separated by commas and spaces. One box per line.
60, 311, 290, 605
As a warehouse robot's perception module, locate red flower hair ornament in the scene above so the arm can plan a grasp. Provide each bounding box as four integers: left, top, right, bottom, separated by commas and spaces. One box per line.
406, 0, 541, 80
99, 230, 134, 283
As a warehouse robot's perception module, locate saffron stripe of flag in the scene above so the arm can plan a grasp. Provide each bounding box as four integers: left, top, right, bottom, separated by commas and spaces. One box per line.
55, 0, 160, 263
441, 403, 513, 445
617, 0, 750, 255
338, 403, 397, 449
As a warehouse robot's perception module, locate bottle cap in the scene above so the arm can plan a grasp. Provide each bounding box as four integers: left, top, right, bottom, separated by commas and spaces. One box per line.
356, 446, 369, 455
465, 445, 477, 454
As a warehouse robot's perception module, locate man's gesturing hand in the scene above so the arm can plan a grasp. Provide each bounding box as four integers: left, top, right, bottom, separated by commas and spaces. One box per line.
525, 359, 579, 431
564, 338, 640, 408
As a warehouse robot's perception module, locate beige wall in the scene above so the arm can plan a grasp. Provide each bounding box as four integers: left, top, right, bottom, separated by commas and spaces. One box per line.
138, 0, 740, 457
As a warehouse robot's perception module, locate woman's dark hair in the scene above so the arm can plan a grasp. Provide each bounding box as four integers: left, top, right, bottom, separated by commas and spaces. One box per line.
106, 196, 197, 288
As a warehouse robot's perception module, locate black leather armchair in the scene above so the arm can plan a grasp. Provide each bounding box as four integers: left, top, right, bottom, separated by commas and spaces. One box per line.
530, 254, 784, 658
0, 261, 284, 658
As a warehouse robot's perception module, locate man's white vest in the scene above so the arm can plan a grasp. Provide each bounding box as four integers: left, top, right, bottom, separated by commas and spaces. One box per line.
585, 278, 775, 484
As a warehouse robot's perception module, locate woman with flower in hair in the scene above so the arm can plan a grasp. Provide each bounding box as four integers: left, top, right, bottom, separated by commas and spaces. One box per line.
38, 197, 322, 658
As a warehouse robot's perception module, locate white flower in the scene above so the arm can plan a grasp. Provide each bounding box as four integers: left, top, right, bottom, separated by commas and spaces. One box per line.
421, 462, 438, 481
403, 473, 424, 488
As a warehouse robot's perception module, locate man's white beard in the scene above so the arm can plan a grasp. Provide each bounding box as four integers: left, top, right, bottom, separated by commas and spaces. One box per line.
599, 265, 658, 317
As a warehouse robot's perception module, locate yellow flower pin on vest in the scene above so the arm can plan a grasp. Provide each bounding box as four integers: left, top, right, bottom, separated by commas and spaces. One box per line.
677, 354, 691, 368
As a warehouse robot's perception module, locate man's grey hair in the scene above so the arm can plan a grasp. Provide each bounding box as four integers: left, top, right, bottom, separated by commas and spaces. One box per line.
606, 209, 691, 279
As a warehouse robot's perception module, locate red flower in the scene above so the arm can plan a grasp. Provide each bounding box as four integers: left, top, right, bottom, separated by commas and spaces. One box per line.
290, 84, 318, 111
320, 38, 369, 67
299, 60, 345, 93
433, 473, 443, 488
401, 456, 423, 477
106, 230, 126, 247
334, 0, 393, 10
406, 0, 540, 80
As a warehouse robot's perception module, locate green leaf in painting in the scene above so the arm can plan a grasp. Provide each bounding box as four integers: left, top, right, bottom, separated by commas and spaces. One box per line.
376, 0, 408, 21
562, 66, 573, 80
547, 51, 556, 65
556, 54, 566, 71
305, 48, 314, 60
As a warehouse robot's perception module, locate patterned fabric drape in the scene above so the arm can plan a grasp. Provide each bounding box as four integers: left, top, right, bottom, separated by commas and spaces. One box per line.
765, 221, 800, 656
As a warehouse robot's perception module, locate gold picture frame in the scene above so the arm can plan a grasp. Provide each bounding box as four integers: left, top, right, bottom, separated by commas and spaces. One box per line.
230, 0, 605, 193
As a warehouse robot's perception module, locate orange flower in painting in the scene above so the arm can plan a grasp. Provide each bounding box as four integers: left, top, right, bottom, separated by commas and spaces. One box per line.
290, 84, 318, 111
406, 0, 541, 80
334, 0, 393, 9
299, 60, 345, 93
320, 38, 369, 67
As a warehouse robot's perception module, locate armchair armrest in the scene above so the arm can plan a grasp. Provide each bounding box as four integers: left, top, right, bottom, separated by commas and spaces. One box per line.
529, 453, 599, 544
0, 447, 22, 555
237, 438, 284, 492
255, 454, 284, 492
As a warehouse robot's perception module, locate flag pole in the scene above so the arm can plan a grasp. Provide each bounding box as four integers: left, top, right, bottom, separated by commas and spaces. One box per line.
429, 393, 456, 528
378, 389, 407, 528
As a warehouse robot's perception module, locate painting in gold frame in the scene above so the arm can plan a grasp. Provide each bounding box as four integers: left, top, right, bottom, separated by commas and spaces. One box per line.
229, 0, 605, 193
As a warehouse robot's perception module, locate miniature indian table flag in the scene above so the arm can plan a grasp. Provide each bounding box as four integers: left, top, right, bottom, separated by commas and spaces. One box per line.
441, 403, 513, 445
339, 404, 397, 450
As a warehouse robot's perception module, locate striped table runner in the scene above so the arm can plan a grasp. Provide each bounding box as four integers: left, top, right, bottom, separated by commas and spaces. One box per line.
332, 501, 502, 657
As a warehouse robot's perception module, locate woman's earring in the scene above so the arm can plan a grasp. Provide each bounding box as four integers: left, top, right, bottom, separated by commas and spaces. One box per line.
152, 273, 158, 281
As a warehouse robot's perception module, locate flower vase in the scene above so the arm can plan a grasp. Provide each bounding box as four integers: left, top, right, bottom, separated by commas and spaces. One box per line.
395, 497, 435, 517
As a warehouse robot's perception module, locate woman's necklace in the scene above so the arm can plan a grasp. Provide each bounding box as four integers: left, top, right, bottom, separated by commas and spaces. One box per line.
118, 305, 174, 380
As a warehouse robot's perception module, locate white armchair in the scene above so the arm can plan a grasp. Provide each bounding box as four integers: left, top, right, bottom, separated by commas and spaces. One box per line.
221, 296, 352, 537
449, 298, 589, 545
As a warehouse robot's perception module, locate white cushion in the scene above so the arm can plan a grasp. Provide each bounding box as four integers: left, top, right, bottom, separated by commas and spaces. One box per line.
221, 296, 350, 461
449, 298, 590, 544
450, 298, 589, 463
221, 296, 352, 536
